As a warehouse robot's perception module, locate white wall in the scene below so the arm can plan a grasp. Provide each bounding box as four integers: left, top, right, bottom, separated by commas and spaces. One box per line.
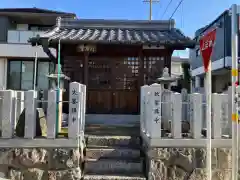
0, 44, 56, 58
171, 61, 183, 76
214, 72, 231, 92
0, 58, 7, 90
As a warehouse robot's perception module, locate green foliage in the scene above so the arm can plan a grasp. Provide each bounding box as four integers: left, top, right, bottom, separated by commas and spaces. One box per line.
181, 63, 191, 92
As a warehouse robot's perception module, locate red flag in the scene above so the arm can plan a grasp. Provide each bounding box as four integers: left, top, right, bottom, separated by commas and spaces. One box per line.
199, 29, 217, 72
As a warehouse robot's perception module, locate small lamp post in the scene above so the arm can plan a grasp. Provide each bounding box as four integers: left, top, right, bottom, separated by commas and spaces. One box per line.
46, 64, 70, 91
46, 64, 70, 133
157, 67, 179, 89
156, 67, 180, 131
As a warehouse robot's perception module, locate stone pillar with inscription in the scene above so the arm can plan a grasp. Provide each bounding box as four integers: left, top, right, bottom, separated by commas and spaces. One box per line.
68, 82, 86, 138
148, 83, 162, 138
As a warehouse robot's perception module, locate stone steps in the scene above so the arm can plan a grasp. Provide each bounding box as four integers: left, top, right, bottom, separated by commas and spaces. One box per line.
85, 124, 140, 136
83, 174, 146, 180
84, 126, 146, 180
85, 158, 143, 174
86, 135, 140, 148
85, 147, 140, 159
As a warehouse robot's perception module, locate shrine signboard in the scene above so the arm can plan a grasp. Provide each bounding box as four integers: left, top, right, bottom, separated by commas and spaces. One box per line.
77, 44, 96, 53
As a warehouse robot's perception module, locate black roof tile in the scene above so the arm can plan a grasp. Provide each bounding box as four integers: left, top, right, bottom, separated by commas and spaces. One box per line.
30, 17, 195, 48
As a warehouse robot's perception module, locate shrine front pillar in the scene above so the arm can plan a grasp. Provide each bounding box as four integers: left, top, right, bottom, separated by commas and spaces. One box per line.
84, 52, 89, 87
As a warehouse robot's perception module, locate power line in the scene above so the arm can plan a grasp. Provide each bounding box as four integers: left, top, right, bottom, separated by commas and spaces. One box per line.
169, 0, 184, 20
161, 0, 173, 19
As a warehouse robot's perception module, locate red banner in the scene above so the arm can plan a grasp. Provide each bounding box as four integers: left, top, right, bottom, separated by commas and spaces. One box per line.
199, 29, 217, 72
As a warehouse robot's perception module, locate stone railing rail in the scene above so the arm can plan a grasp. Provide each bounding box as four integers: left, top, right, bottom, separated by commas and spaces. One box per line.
0, 82, 86, 148
140, 83, 233, 148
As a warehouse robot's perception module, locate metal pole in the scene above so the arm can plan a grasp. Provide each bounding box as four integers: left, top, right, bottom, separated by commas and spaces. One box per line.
206, 61, 212, 180
56, 39, 61, 137
149, 0, 152, 20
231, 4, 239, 180
33, 44, 38, 91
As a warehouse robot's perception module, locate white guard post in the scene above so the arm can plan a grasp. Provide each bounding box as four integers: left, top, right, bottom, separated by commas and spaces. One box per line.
149, 83, 162, 138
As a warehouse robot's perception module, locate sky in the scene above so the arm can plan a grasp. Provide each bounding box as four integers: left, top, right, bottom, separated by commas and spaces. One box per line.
0, 0, 239, 57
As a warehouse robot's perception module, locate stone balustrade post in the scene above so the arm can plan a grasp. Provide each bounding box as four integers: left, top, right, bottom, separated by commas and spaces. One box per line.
171, 92, 182, 138
190, 93, 203, 139
24, 90, 37, 139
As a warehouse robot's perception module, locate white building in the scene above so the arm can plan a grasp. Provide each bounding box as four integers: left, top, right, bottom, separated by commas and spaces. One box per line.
0, 8, 76, 90
190, 8, 240, 93
171, 56, 189, 76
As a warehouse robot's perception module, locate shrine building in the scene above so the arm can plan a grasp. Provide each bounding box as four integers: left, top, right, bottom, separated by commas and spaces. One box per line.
30, 17, 195, 115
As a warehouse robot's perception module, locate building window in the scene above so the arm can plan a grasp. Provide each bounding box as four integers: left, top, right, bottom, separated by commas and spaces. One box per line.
200, 77, 204, 87
37, 61, 54, 90
8, 61, 21, 90
21, 61, 34, 90
7, 59, 54, 90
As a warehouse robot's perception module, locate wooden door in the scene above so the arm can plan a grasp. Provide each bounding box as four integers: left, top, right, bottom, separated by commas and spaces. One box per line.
87, 58, 112, 114
112, 90, 139, 114
87, 90, 113, 114
111, 57, 139, 114
87, 57, 140, 114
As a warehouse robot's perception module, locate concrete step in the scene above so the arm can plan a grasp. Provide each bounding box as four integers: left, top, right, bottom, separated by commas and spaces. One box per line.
84, 159, 143, 174
85, 124, 140, 136
83, 174, 146, 180
86, 135, 140, 147
86, 147, 141, 160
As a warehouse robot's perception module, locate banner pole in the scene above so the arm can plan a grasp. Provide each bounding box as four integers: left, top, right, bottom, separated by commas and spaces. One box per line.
200, 28, 216, 180
206, 61, 212, 180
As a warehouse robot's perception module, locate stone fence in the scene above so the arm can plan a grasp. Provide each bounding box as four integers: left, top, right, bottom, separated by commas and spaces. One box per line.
0, 82, 86, 149
140, 83, 233, 148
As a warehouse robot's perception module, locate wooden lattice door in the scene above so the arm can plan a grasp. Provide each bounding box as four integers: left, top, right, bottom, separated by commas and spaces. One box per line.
87, 57, 140, 114
112, 57, 139, 114
87, 58, 112, 114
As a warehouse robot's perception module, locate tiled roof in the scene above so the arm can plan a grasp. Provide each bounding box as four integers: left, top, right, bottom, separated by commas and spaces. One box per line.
31, 18, 195, 47
0, 8, 76, 16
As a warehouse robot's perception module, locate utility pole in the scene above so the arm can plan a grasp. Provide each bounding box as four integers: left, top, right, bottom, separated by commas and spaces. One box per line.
143, 0, 160, 20
231, 4, 239, 180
